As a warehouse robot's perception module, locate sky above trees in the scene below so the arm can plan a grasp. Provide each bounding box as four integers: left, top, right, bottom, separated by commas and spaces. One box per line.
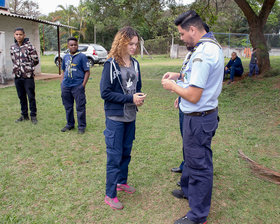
35, 0, 195, 15
35, 0, 79, 15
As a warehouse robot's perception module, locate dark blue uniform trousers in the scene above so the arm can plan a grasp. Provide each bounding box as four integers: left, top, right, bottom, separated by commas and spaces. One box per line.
179, 104, 185, 170
14, 77, 37, 117
224, 66, 243, 81
180, 110, 218, 223
249, 63, 259, 77
61, 84, 86, 130
104, 118, 135, 198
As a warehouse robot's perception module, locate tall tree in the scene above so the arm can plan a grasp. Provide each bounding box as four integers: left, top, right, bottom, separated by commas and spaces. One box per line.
190, 0, 277, 73
9, 0, 40, 17
56, 4, 76, 36
73, 3, 88, 42
234, 0, 276, 73
83, 0, 166, 49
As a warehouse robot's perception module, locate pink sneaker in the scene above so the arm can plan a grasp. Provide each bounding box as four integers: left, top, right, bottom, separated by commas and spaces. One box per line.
104, 196, 124, 210
117, 184, 136, 194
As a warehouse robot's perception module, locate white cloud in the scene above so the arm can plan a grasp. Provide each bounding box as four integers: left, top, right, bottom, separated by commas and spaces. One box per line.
176, 0, 196, 5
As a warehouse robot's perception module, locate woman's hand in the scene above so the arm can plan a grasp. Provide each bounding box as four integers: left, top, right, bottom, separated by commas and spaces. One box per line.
133, 93, 147, 106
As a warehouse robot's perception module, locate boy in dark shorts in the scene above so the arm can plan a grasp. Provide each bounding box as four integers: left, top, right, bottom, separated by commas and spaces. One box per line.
10, 27, 39, 124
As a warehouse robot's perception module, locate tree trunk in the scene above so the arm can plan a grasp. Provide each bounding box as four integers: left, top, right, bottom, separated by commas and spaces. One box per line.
249, 22, 271, 73
78, 18, 83, 42
234, 0, 276, 74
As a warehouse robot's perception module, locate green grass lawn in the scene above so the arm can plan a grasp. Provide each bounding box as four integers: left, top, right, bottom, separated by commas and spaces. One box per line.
0, 55, 279, 223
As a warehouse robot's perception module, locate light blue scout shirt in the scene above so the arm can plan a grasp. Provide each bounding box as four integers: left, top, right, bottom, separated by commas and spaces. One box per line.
177, 33, 224, 113
62, 51, 90, 87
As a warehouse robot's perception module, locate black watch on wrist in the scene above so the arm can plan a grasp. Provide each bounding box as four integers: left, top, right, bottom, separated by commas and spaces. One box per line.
178, 73, 182, 80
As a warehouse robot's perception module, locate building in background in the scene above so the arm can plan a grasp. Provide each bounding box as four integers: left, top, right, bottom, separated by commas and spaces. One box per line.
0, 0, 75, 84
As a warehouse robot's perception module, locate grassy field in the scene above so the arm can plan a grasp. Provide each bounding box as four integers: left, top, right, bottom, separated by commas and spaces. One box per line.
0, 55, 279, 223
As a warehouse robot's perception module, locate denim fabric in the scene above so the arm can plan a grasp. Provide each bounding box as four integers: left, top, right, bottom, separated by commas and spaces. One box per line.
224, 66, 243, 81
180, 110, 218, 223
61, 84, 86, 130
14, 77, 37, 117
249, 63, 259, 77
104, 118, 135, 198
178, 98, 185, 170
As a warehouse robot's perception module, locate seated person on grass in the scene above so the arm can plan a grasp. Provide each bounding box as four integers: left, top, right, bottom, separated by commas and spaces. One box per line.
224, 52, 243, 84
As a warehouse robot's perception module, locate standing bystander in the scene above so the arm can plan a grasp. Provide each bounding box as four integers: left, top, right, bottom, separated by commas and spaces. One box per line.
61, 37, 90, 134
249, 48, 259, 77
170, 96, 184, 177
10, 27, 39, 124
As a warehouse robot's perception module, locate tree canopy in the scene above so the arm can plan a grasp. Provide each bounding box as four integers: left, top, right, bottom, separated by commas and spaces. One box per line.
12, 0, 278, 69
9, 0, 40, 17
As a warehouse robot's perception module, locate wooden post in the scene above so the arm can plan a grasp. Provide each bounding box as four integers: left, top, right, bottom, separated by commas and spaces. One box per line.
141, 37, 144, 58
94, 24, 96, 44
42, 24, 45, 54
57, 26, 61, 76
140, 37, 152, 59
171, 33, 174, 49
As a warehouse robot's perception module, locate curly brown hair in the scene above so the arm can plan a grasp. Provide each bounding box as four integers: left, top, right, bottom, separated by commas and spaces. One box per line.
108, 26, 140, 66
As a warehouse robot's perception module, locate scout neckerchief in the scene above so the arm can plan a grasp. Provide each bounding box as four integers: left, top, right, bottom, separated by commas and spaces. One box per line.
179, 32, 221, 80
67, 51, 81, 78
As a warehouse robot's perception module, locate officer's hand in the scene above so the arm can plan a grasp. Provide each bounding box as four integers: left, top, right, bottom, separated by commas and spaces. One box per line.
162, 72, 179, 81
162, 79, 176, 91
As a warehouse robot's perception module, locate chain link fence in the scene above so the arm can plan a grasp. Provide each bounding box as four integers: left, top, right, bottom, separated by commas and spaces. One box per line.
143, 33, 280, 57
214, 32, 280, 49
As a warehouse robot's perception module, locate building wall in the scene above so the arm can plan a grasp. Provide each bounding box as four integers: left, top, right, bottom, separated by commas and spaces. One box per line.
0, 15, 41, 81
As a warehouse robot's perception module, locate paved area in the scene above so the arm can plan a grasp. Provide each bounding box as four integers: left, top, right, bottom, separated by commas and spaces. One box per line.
0, 73, 61, 88
35, 73, 61, 81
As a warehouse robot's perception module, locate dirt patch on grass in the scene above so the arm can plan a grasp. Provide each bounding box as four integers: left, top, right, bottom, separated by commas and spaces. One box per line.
0, 79, 14, 88
0, 74, 60, 88
273, 79, 280, 89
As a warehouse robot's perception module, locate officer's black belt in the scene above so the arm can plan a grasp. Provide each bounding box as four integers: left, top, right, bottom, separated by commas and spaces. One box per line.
184, 107, 217, 116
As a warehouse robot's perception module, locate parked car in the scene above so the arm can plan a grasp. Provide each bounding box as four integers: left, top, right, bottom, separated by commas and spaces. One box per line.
54, 44, 108, 67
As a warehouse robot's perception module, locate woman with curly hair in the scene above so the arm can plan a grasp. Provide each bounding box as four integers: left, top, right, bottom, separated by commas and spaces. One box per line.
100, 26, 146, 210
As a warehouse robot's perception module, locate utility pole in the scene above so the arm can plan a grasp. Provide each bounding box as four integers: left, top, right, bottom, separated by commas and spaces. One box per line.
42, 24, 45, 54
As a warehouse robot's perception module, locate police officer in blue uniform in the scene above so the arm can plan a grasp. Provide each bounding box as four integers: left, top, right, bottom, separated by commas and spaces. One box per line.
162, 10, 224, 224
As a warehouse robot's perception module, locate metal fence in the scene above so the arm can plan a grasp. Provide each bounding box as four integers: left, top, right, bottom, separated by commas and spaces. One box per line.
143, 33, 280, 57
214, 32, 280, 49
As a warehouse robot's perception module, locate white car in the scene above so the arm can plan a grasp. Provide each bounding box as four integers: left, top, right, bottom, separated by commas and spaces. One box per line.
54, 44, 108, 67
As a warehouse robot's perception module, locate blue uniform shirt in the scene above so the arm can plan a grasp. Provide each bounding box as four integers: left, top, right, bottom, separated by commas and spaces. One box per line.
177, 34, 224, 113
62, 51, 90, 87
